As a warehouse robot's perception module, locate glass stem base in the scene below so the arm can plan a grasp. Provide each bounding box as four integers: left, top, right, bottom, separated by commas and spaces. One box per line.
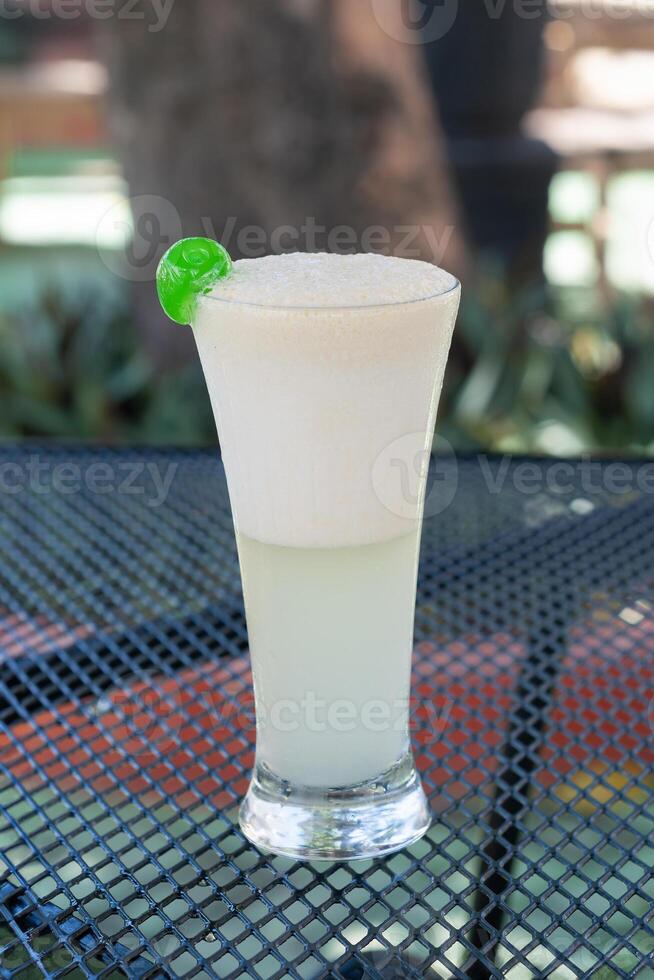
239, 751, 431, 861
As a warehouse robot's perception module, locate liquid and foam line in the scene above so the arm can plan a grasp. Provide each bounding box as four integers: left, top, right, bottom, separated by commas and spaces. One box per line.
157, 241, 460, 551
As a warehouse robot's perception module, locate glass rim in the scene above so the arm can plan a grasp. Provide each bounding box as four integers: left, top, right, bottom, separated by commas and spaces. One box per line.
199, 274, 461, 313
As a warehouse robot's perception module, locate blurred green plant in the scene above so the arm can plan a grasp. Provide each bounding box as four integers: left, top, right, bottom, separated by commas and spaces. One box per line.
440, 279, 654, 456
0, 278, 653, 455
0, 286, 214, 445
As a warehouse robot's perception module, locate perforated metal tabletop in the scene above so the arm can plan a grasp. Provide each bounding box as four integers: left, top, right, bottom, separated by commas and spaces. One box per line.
0, 447, 652, 979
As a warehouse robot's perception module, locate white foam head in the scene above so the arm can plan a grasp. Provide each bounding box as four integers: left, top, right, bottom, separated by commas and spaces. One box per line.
193, 252, 460, 548
205, 252, 457, 308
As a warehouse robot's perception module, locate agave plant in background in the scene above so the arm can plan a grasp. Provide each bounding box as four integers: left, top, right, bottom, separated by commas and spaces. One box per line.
440, 280, 654, 457
0, 285, 215, 445
0, 278, 652, 456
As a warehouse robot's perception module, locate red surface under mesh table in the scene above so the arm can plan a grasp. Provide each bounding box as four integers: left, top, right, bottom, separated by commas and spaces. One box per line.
0, 447, 652, 979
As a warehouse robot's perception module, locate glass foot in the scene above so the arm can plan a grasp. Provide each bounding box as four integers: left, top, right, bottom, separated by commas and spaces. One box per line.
239, 751, 431, 861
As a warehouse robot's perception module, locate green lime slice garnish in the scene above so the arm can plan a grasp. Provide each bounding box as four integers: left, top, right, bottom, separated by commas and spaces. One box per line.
156, 238, 232, 325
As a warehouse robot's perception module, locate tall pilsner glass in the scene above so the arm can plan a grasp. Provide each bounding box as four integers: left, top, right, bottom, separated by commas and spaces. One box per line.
191, 252, 460, 860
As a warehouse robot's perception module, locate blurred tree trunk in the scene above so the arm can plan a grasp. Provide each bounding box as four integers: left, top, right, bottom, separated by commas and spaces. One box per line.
97, 0, 465, 369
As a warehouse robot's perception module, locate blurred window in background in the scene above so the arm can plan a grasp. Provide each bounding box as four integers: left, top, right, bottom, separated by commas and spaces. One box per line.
531, 0, 654, 295
0, 5, 121, 306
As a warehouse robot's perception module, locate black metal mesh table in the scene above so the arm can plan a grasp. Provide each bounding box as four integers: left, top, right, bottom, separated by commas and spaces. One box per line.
0, 447, 652, 979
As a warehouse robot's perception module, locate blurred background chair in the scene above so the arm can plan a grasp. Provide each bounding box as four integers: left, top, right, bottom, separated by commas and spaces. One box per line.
423, 0, 558, 284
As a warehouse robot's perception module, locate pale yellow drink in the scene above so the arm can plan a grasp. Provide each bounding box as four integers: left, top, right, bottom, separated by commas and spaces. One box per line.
192, 252, 460, 858
237, 529, 420, 788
